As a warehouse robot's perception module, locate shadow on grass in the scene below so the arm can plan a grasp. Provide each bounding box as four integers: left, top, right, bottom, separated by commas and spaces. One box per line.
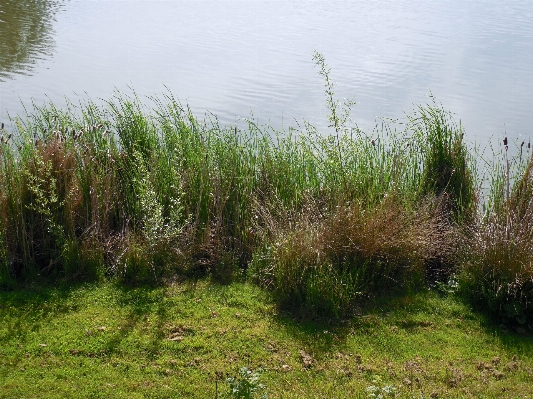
269, 293, 393, 354
0, 278, 176, 364
465, 299, 533, 355
0, 279, 88, 344
270, 286, 533, 364
272, 311, 352, 354
100, 282, 171, 359
383, 288, 533, 356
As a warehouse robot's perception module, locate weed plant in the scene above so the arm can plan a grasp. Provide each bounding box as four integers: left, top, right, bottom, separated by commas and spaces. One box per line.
224, 367, 268, 399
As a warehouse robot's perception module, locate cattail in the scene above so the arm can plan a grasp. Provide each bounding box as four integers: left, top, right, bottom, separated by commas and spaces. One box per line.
1, 122, 4, 130
503, 137, 508, 146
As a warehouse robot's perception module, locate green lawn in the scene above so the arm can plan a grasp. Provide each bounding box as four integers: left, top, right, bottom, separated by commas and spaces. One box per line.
1, 280, 532, 398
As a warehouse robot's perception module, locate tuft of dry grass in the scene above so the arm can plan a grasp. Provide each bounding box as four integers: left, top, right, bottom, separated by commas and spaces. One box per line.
460, 153, 533, 327
260, 195, 456, 318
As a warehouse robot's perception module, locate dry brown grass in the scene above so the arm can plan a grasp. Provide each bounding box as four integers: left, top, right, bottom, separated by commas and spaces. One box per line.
460, 154, 533, 326
261, 194, 456, 318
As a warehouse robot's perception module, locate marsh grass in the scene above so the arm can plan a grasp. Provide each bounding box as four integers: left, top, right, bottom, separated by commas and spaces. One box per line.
0, 90, 469, 296
0, 79, 479, 315
0, 55, 532, 327
459, 141, 533, 326
409, 103, 476, 224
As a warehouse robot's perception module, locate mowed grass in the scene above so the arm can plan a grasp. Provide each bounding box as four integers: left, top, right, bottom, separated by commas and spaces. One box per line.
1, 281, 532, 398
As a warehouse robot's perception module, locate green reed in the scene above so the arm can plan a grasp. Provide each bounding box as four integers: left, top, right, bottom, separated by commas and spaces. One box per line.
1, 56, 531, 325
0, 91, 459, 281
0, 86, 475, 308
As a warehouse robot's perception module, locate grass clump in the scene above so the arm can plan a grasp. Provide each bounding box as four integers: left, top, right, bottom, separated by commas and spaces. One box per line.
410, 103, 476, 224
459, 143, 533, 327
259, 196, 452, 318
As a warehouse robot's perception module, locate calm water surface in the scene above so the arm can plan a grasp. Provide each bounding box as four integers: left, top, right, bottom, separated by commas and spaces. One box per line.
1, 0, 532, 146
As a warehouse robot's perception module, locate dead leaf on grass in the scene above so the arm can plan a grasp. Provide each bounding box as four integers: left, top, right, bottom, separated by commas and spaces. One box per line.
492, 370, 505, 380
504, 361, 518, 372
299, 350, 314, 368
167, 325, 194, 341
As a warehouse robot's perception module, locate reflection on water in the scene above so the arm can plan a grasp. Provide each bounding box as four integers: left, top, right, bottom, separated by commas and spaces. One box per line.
0, 0, 63, 81
0, 0, 531, 146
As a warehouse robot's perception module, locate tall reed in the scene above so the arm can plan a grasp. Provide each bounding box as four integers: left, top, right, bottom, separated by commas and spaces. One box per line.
0, 53, 483, 321
0, 92, 468, 290
7, 58, 532, 326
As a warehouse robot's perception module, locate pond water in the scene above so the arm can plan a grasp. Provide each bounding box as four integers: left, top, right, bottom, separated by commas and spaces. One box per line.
1, 0, 532, 147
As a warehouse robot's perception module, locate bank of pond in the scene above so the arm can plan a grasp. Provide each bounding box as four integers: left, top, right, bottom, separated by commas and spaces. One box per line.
0, 91, 532, 330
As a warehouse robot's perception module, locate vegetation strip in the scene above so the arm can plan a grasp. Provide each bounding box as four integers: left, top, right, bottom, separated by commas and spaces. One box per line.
1, 55, 533, 396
